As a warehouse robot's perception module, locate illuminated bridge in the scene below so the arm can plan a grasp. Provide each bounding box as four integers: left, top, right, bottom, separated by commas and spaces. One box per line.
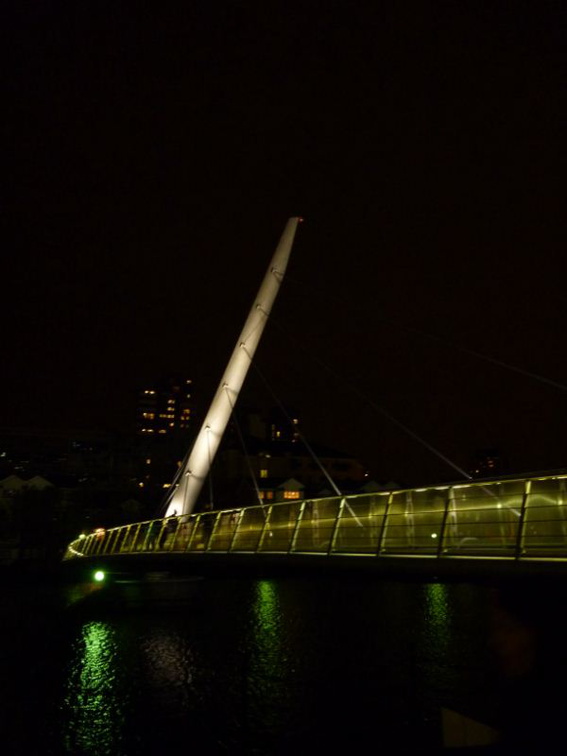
63, 471, 567, 580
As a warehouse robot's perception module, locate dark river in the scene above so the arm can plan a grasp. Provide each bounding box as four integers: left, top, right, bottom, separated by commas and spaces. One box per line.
1, 566, 562, 755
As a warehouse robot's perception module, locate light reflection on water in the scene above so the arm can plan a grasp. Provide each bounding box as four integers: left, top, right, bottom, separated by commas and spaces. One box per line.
423, 582, 452, 651
251, 579, 284, 685
63, 621, 127, 755
4, 577, 497, 754
246, 579, 292, 735
416, 581, 496, 720
418, 582, 457, 705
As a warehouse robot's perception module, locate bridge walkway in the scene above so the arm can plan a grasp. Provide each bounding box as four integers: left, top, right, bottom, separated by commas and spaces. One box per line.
64, 472, 567, 573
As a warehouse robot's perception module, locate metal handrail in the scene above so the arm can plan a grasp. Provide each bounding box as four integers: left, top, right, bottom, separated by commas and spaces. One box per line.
63, 471, 567, 563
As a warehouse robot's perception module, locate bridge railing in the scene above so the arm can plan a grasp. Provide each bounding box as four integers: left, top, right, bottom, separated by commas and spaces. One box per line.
63, 472, 567, 562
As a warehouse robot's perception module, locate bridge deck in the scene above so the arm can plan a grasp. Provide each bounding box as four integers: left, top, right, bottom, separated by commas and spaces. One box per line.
64, 472, 567, 573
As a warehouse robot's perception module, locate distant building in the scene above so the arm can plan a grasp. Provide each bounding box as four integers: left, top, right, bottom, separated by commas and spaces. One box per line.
0, 427, 127, 482
266, 406, 301, 444
137, 376, 192, 436
252, 476, 305, 505
211, 407, 369, 508
470, 448, 506, 479
0, 474, 53, 500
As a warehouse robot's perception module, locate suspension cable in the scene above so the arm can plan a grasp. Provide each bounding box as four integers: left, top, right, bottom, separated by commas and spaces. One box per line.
265, 314, 472, 481
223, 384, 266, 510
240, 345, 345, 496
243, 347, 367, 525
284, 272, 567, 393
158, 444, 190, 516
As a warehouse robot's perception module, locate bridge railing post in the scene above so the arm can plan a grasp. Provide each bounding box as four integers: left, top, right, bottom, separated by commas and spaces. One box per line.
185, 514, 201, 552
140, 521, 153, 551
515, 480, 531, 559
406, 491, 415, 549
256, 506, 273, 552
104, 531, 115, 556
87, 534, 98, 556
560, 479, 567, 539
327, 498, 346, 555
92, 532, 105, 556
289, 500, 307, 553
170, 516, 189, 551
166, 518, 180, 552
109, 527, 123, 555
205, 512, 222, 552
104, 529, 117, 556
83, 534, 95, 556
120, 524, 133, 553
377, 492, 394, 555
130, 523, 142, 552
436, 488, 452, 558
91, 534, 102, 555
228, 510, 245, 552
152, 520, 166, 551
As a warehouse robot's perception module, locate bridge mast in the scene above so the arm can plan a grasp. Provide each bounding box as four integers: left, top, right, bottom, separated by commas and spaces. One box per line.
165, 217, 301, 517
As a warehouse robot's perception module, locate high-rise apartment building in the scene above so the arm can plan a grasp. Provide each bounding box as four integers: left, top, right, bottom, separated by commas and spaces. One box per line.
136, 377, 192, 436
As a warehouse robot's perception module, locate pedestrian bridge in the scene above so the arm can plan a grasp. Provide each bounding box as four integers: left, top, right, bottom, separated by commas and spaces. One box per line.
63, 471, 567, 577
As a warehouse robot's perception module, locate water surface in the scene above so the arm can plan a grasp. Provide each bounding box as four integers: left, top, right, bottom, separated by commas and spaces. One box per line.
1, 572, 499, 754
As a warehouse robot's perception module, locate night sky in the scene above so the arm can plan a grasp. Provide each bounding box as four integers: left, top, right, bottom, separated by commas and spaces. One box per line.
4, 2, 567, 486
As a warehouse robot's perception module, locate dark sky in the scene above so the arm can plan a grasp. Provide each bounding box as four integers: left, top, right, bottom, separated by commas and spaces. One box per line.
4, 2, 567, 485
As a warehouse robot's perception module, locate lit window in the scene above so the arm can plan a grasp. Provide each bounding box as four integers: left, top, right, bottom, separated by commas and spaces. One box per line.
158, 429, 166, 434
146, 458, 151, 465
260, 469, 268, 479
284, 490, 300, 500
267, 491, 274, 500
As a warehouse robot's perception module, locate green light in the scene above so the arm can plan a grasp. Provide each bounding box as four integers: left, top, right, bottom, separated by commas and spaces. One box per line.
64, 621, 120, 752
93, 570, 105, 582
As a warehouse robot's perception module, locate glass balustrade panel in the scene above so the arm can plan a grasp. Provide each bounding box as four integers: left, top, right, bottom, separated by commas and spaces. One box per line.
187, 514, 217, 552
208, 511, 239, 551
258, 502, 302, 552
333, 493, 389, 553
523, 477, 567, 555
231, 506, 268, 551
292, 498, 340, 553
